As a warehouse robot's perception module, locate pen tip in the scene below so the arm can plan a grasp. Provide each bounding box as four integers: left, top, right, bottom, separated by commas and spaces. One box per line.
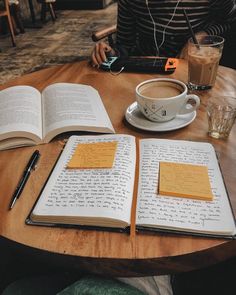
9, 198, 16, 210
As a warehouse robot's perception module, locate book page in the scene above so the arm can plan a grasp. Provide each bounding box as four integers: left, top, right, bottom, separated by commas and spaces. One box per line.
136, 139, 236, 235
0, 86, 42, 143
31, 134, 136, 227
41, 83, 115, 142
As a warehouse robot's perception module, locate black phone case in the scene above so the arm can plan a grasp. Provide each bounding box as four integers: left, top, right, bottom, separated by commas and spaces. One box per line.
101, 57, 178, 74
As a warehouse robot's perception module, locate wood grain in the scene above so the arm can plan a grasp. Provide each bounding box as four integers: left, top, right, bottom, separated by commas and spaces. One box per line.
0, 60, 236, 276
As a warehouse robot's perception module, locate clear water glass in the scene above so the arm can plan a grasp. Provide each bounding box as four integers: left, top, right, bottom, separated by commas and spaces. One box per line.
207, 96, 236, 139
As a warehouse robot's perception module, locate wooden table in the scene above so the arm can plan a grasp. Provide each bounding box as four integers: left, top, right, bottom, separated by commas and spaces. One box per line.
0, 60, 236, 277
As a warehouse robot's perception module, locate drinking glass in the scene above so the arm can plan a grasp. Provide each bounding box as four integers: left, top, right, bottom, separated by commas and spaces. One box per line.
207, 96, 236, 139
188, 35, 224, 90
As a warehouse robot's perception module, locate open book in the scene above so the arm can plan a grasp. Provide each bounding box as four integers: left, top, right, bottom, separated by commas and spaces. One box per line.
26, 135, 236, 238
0, 83, 114, 150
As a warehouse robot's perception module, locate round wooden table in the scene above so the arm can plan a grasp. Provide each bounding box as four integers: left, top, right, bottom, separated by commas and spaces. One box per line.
0, 60, 236, 276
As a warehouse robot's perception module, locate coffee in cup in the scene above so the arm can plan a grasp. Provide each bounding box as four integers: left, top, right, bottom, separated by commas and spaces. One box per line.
136, 78, 200, 122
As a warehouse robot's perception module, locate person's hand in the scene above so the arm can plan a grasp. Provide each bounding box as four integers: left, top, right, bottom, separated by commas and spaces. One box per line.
91, 41, 116, 67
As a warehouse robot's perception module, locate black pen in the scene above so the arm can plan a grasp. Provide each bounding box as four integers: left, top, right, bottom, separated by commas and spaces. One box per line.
9, 150, 40, 210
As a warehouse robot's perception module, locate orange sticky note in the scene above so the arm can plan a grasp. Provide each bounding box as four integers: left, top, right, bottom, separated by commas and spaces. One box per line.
67, 141, 118, 169
159, 162, 213, 201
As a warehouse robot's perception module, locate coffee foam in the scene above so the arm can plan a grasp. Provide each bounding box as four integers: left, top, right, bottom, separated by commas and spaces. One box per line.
138, 81, 183, 99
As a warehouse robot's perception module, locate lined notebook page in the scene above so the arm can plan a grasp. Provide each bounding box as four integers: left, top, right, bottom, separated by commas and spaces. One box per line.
136, 139, 236, 235
32, 134, 136, 225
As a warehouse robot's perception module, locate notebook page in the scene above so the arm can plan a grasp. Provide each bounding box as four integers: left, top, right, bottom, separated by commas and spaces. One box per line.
136, 139, 236, 235
32, 134, 136, 225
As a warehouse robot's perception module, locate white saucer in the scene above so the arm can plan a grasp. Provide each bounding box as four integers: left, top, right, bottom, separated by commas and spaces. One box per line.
125, 102, 196, 132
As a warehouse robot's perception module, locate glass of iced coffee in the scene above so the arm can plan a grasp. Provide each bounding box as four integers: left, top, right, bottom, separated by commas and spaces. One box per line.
188, 35, 224, 90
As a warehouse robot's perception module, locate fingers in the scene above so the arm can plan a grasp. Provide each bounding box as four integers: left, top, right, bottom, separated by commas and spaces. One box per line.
91, 42, 114, 67
91, 42, 110, 66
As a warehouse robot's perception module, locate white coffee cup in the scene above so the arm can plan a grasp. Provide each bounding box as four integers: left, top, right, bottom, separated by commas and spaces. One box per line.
136, 78, 200, 122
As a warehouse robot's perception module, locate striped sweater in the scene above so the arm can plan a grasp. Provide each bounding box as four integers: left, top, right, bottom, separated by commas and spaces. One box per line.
115, 0, 236, 57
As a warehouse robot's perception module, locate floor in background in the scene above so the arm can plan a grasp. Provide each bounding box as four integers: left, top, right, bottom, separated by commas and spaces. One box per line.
0, 3, 117, 85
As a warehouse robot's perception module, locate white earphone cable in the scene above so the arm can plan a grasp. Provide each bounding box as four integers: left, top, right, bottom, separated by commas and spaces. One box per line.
146, 0, 159, 56
159, 0, 182, 49
146, 0, 182, 54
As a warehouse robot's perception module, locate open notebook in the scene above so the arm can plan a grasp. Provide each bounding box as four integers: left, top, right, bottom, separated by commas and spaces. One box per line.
26, 135, 236, 238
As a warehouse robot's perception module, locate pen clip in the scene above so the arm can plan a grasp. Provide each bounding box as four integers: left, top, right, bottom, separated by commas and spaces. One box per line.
32, 164, 38, 171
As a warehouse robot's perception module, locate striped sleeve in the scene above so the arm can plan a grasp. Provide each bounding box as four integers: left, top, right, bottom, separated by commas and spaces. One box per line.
205, 0, 236, 35
209, 0, 236, 19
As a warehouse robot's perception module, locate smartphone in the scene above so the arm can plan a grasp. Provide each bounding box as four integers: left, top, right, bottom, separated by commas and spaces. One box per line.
100, 57, 178, 74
